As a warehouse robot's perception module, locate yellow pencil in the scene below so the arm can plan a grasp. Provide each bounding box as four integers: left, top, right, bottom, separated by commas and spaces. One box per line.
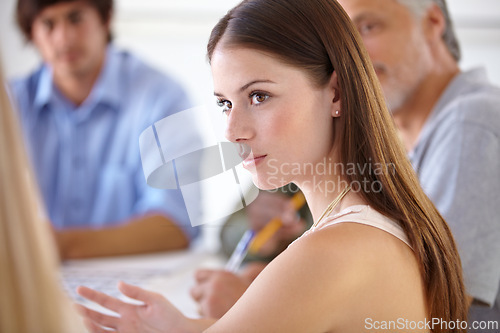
248, 192, 306, 254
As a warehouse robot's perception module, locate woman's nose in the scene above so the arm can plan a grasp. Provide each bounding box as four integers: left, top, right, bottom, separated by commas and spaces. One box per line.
224, 107, 254, 143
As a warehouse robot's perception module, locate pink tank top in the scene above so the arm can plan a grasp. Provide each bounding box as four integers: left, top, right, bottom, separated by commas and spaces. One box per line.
292, 205, 411, 249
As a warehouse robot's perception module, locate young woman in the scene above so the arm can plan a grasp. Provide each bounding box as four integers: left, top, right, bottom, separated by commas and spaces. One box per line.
77, 0, 467, 331
0, 62, 85, 331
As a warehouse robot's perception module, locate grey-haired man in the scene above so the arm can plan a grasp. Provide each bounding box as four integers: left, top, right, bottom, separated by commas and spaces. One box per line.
337, 0, 500, 326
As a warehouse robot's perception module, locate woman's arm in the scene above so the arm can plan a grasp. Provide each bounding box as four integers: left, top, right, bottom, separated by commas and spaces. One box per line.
204, 225, 357, 332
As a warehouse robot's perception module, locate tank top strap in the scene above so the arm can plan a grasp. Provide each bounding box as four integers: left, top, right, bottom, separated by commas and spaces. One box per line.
292, 205, 412, 249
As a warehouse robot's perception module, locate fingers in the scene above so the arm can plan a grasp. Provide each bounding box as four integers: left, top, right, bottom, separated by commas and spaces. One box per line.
75, 304, 120, 330
191, 270, 218, 303
117, 281, 158, 304
190, 283, 203, 302
280, 210, 298, 226
194, 269, 215, 282
83, 318, 113, 333
247, 192, 289, 229
279, 218, 307, 237
191, 269, 215, 302
191, 283, 216, 318
190, 271, 248, 319
77, 286, 123, 313
192, 271, 239, 299
280, 202, 302, 225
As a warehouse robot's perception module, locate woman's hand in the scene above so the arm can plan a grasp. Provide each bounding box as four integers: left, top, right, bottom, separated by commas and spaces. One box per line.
245, 191, 307, 256
76, 281, 194, 333
190, 269, 252, 318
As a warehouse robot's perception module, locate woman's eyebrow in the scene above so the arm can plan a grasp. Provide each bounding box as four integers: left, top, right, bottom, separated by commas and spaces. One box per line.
238, 79, 276, 92
214, 79, 276, 97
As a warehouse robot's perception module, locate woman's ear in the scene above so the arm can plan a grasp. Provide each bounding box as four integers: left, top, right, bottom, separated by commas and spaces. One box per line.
329, 71, 342, 118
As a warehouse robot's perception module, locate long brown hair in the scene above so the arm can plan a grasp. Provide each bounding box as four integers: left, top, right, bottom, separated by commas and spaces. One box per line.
207, 0, 467, 330
0, 61, 84, 332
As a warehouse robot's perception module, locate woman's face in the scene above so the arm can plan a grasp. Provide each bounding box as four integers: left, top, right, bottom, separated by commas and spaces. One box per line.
211, 46, 340, 190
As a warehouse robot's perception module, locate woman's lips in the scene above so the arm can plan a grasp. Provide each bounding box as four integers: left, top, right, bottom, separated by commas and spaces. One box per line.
242, 154, 267, 169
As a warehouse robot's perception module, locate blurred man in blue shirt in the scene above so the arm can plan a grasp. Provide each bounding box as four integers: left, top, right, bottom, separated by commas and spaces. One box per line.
10, 0, 200, 259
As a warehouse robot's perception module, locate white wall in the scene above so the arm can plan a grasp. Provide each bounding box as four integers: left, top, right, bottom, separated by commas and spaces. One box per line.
450, 0, 500, 85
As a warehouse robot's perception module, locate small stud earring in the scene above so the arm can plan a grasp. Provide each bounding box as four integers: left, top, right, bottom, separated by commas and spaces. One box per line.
335, 110, 339, 115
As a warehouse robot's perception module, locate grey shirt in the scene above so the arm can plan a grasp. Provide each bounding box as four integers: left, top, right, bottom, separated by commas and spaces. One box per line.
409, 68, 500, 324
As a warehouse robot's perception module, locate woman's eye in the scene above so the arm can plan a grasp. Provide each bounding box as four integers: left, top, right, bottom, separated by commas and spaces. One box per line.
250, 93, 269, 105
216, 99, 232, 113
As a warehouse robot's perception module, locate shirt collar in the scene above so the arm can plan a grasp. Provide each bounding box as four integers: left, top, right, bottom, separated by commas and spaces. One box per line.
409, 67, 489, 158
33, 64, 53, 114
430, 67, 488, 122
88, 44, 122, 111
32, 44, 122, 116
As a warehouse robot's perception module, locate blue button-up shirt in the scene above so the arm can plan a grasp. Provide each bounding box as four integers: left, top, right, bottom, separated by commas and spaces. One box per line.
9, 45, 200, 239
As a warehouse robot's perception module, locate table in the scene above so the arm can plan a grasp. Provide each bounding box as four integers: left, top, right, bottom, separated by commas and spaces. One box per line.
61, 247, 226, 318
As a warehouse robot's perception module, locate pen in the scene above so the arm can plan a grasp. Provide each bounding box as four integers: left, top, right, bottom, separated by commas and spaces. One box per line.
248, 192, 306, 254
225, 192, 306, 272
225, 229, 255, 272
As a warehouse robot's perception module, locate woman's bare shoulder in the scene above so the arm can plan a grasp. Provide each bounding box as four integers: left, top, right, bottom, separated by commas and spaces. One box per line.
289, 222, 428, 331
209, 222, 427, 333
289, 221, 417, 284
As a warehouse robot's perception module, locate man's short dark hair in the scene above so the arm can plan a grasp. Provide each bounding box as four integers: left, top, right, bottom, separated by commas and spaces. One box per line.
16, 0, 113, 42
